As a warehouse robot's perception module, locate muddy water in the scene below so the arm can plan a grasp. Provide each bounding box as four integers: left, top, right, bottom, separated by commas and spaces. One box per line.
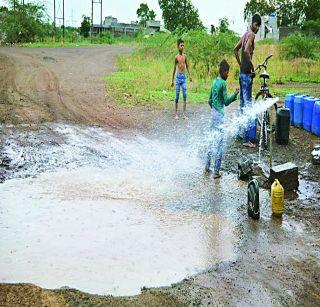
0, 124, 239, 296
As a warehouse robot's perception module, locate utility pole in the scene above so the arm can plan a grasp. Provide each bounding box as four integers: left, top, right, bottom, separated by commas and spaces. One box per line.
54, 0, 56, 29
63, 0, 65, 42
91, 0, 103, 42
53, 0, 65, 42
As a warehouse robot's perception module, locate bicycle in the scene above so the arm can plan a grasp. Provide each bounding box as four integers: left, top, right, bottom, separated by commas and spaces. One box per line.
253, 55, 278, 151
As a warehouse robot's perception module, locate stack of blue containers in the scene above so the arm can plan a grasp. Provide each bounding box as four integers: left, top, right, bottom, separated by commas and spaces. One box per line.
285, 93, 320, 136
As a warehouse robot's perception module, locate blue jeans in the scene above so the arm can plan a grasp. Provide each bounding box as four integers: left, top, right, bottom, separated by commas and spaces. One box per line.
175, 73, 187, 102
239, 73, 253, 143
205, 108, 225, 173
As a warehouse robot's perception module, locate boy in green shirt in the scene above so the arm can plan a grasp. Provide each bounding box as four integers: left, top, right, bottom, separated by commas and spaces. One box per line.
205, 60, 239, 178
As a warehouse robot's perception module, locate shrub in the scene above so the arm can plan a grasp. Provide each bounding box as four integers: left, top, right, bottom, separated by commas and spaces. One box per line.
302, 19, 320, 36
92, 31, 115, 44
280, 33, 320, 60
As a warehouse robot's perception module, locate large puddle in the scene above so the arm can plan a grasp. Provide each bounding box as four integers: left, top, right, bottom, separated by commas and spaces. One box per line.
0, 124, 239, 296
1, 118, 317, 296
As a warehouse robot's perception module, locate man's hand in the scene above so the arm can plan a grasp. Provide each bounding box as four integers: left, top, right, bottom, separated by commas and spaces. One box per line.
234, 88, 240, 95
251, 71, 256, 79
171, 82, 174, 88
189, 76, 193, 82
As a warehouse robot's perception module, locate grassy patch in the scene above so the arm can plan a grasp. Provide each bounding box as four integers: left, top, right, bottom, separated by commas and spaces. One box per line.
20, 34, 139, 48
106, 32, 320, 106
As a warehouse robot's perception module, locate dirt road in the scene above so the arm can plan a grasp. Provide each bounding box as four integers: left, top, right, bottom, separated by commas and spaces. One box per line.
0, 46, 320, 306
0, 46, 133, 127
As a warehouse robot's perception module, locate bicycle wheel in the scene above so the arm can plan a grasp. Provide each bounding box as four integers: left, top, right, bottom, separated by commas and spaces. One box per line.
254, 92, 277, 150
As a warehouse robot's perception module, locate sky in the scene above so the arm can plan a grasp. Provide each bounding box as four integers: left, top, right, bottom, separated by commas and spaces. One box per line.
0, 0, 248, 34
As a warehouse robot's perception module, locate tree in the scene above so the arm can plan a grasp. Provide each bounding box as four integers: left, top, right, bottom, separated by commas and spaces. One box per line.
303, 0, 320, 21
158, 0, 204, 32
243, 0, 276, 22
136, 3, 156, 27
149, 10, 156, 21
274, 0, 304, 26
243, 0, 320, 27
80, 15, 91, 38
0, 0, 49, 43
218, 17, 231, 33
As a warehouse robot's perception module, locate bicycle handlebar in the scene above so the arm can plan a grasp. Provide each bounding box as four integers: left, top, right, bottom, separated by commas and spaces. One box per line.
254, 54, 273, 72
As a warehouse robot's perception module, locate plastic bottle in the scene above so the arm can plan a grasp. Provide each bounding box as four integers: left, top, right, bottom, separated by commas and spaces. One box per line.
271, 179, 284, 217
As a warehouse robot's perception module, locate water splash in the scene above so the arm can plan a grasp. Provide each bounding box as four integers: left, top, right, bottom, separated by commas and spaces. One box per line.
194, 98, 279, 165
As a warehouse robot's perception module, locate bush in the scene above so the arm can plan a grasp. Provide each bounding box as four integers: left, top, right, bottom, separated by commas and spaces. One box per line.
184, 30, 238, 78
302, 19, 320, 36
137, 29, 239, 79
91, 31, 115, 44
280, 33, 320, 60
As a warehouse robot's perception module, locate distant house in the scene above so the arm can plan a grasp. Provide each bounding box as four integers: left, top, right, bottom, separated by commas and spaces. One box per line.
92, 16, 161, 36
247, 13, 279, 41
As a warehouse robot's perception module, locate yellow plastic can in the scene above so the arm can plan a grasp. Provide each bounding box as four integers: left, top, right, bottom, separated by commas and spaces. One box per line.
271, 179, 284, 217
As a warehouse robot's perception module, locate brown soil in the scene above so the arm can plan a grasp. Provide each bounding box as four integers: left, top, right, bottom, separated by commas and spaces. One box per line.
0, 46, 134, 128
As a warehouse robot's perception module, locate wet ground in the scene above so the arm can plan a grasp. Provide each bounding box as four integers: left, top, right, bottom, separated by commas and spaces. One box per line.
1, 107, 320, 306
0, 123, 237, 296
0, 46, 320, 306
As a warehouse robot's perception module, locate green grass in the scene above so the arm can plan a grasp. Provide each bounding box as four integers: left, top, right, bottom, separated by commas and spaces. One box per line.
20, 34, 140, 48
104, 32, 320, 106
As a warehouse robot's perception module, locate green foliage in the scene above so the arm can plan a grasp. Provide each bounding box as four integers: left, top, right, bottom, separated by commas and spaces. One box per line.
183, 30, 238, 77
302, 19, 320, 36
244, 0, 275, 22
0, 0, 50, 43
158, 0, 204, 32
303, 0, 320, 21
276, 0, 304, 26
218, 17, 233, 33
91, 31, 115, 44
106, 32, 320, 107
280, 33, 320, 60
243, 0, 309, 27
106, 30, 239, 105
136, 3, 156, 27
80, 15, 91, 38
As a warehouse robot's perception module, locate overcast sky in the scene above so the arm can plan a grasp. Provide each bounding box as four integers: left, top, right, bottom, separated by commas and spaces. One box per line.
1, 0, 248, 34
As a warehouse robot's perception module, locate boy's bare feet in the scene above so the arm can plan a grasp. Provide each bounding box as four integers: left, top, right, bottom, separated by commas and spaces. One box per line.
183, 114, 189, 120
243, 141, 256, 148
175, 114, 179, 120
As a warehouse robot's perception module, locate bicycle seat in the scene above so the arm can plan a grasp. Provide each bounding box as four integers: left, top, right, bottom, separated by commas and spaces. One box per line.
260, 70, 269, 79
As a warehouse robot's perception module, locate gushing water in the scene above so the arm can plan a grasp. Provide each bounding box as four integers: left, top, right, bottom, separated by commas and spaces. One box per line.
197, 98, 279, 165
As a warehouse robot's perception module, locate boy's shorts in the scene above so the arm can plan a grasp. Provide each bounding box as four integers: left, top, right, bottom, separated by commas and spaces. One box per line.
175, 73, 187, 102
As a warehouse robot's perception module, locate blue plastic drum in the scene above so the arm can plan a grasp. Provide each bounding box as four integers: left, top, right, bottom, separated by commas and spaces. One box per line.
303, 97, 316, 132
312, 100, 320, 136
285, 94, 296, 125
293, 95, 304, 128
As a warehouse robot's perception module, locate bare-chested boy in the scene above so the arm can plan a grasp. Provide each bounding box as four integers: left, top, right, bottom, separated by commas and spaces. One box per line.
171, 39, 192, 120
